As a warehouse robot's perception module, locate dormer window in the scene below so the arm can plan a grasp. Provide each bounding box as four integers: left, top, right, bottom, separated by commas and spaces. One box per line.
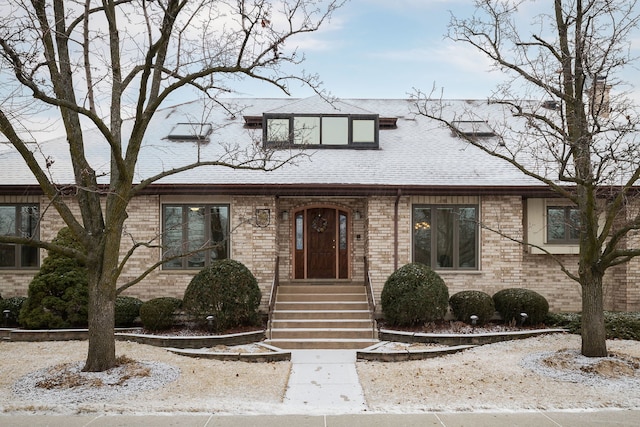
168, 123, 212, 142
263, 114, 379, 149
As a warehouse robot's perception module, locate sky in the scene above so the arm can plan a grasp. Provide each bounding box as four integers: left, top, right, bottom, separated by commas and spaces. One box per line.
224, 0, 640, 102
227, 0, 502, 99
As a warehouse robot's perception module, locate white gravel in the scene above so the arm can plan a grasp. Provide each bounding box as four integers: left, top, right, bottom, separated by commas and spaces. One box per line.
1, 333, 639, 415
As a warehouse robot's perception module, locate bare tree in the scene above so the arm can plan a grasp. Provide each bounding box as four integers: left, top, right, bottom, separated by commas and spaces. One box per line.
414, 0, 640, 357
0, 0, 343, 371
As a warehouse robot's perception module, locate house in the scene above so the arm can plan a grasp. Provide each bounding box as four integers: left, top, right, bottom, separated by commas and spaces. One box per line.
1, 96, 639, 327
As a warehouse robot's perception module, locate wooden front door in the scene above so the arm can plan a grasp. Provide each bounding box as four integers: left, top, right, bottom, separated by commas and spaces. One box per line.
307, 208, 336, 278
294, 207, 349, 279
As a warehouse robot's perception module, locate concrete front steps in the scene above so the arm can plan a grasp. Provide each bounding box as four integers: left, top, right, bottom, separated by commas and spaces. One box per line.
266, 283, 378, 350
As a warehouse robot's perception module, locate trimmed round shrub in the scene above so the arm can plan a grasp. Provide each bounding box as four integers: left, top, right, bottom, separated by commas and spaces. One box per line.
449, 290, 495, 325
182, 259, 261, 332
381, 263, 449, 326
493, 288, 549, 325
19, 227, 88, 329
139, 297, 182, 331
1, 296, 27, 327
115, 296, 143, 327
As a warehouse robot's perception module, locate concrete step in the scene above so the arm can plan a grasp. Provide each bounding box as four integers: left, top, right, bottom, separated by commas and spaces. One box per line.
274, 301, 370, 311
270, 319, 373, 329
277, 293, 367, 302
277, 285, 365, 294
270, 328, 375, 340
265, 338, 379, 350
271, 310, 372, 320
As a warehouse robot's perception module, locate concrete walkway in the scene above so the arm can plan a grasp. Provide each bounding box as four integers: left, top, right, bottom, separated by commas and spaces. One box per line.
283, 350, 367, 413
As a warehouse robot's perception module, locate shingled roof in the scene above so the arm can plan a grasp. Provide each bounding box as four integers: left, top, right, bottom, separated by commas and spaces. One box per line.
0, 96, 546, 195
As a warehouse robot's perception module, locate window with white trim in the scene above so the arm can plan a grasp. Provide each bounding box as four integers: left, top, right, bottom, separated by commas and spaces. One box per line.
162, 204, 229, 269
547, 205, 580, 243
0, 204, 39, 269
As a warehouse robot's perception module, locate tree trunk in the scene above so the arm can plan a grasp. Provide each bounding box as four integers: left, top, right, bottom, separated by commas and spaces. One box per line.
580, 272, 608, 357
83, 271, 116, 372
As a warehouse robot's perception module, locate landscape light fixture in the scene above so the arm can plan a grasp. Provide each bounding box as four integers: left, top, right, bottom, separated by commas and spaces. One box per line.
206, 315, 215, 332
470, 315, 479, 326
3, 309, 10, 327
520, 312, 528, 326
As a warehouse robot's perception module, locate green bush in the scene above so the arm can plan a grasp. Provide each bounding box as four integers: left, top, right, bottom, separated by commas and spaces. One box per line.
381, 263, 449, 326
449, 290, 495, 325
115, 296, 143, 327
545, 312, 581, 332
182, 259, 261, 332
545, 311, 640, 340
1, 296, 27, 327
139, 297, 182, 331
493, 288, 549, 325
604, 311, 640, 340
19, 228, 88, 329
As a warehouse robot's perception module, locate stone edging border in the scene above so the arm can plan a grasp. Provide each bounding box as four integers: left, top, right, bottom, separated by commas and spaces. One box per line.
356, 329, 568, 362
357, 343, 476, 361
166, 343, 291, 362
115, 330, 266, 349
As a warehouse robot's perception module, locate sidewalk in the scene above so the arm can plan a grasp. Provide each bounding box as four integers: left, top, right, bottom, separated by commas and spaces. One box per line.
283, 350, 367, 413
1, 410, 639, 426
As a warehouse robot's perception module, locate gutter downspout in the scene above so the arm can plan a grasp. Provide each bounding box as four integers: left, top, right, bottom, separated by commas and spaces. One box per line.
394, 188, 402, 271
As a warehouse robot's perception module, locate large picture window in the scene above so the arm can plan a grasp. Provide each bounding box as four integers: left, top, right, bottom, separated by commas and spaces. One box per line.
413, 205, 478, 269
0, 204, 39, 269
547, 206, 580, 243
162, 205, 229, 269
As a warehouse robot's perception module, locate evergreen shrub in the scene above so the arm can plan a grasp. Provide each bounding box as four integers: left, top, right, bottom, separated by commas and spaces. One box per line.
493, 288, 549, 325
139, 297, 182, 331
449, 290, 495, 325
182, 259, 261, 332
18, 228, 88, 329
381, 263, 449, 326
115, 296, 143, 327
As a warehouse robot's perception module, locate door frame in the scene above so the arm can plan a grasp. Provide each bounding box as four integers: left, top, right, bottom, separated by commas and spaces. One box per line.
292, 204, 351, 280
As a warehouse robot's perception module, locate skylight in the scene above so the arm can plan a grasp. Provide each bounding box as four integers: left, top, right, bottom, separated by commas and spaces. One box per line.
451, 120, 495, 138
168, 123, 212, 141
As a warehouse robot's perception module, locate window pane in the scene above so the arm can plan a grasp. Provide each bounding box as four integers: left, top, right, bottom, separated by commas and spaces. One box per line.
458, 207, 477, 268
187, 207, 206, 268
436, 208, 453, 267
0, 206, 16, 267
210, 206, 229, 261
296, 214, 304, 250
339, 213, 347, 250
352, 119, 375, 143
547, 207, 566, 241
568, 208, 581, 240
267, 118, 290, 142
413, 207, 431, 266
20, 206, 39, 267
163, 206, 184, 268
322, 117, 348, 145
294, 116, 320, 145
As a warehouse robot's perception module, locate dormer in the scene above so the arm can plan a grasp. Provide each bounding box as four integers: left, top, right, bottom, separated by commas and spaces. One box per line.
262, 113, 380, 149
242, 96, 397, 150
